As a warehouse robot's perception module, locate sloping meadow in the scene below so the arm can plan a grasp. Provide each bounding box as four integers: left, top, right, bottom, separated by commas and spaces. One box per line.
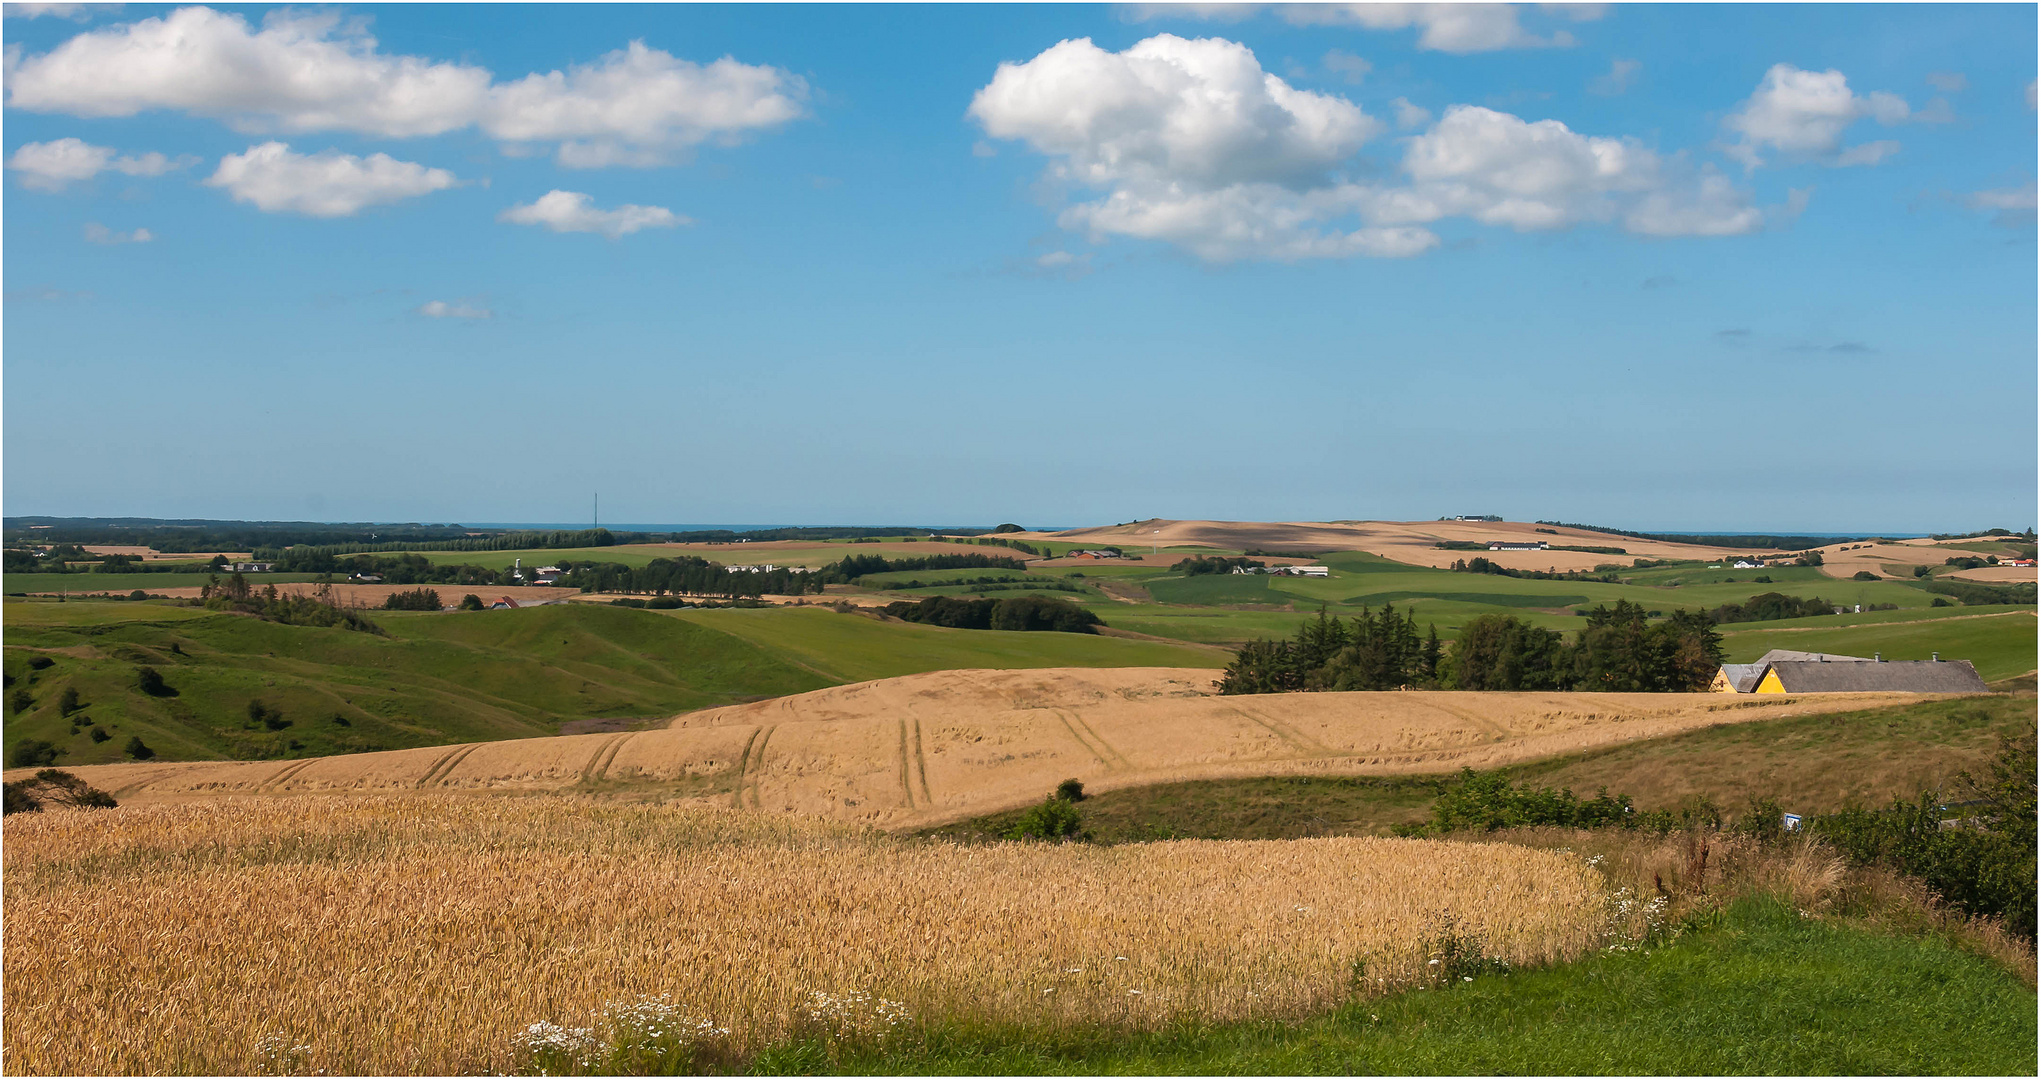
7, 795, 1609, 1074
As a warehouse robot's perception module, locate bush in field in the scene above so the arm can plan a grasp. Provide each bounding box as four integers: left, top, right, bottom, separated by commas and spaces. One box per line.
247, 699, 290, 731
57, 687, 81, 715
1423, 768, 1633, 833
1006, 794, 1086, 841
1055, 778, 1086, 802
9, 688, 32, 714
459, 594, 485, 611
124, 736, 156, 760
383, 588, 443, 611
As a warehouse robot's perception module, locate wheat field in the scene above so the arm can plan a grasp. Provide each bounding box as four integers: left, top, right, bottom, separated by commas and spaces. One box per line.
21, 668, 1927, 828
5, 795, 1609, 1075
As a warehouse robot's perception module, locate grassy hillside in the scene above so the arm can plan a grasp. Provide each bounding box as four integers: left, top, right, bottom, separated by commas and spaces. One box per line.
929, 693, 2034, 843
2, 599, 830, 765
664, 605, 1228, 682
2, 599, 1225, 767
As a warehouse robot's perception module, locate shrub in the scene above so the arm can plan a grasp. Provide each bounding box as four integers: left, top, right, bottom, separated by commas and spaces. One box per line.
1852, 571, 1879, 581
124, 736, 156, 761
57, 687, 81, 715
128, 589, 149, 601
247, 699, 290, 731
1931, 597, 1953, 607
26, 656, 54, 672
136, 666, 176, 697
382, 587, 443, 611
29, 769, 117, 809
8, 739, 59, 769
89, 726, 110, 743
9, 688, 32, 715
2, 781, 40, 815
1055, 778, 1086, 802
459, 594, 485, 611
1006, 795, 1086, 841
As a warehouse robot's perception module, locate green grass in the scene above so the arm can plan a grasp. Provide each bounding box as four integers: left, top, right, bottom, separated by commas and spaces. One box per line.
1141, 574, 1299, 606
4, 572, 322, 593
757, 896, 2035, 1075
2, 600, 830, 765
663, 606, 1227, 683
1719, 610, 2037, 680
926, 695, 2036, 843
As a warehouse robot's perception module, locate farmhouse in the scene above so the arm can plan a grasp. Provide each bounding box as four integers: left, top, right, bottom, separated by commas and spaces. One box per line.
1068, 549, 1123, 560
223, 561, 275, 573
1488, 541, 1549, 551
1711, 648, 1988, 694
488, 596, 521, 610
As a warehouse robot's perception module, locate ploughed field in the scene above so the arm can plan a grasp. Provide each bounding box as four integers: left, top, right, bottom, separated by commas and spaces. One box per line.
4, 796, 1610, 1075
32, 667, 1929, 827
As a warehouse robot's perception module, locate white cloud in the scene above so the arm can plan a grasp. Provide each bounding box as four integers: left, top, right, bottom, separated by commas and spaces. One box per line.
3, 3, 118, 19
1965, 183, 2037, 229
972, 35, 1770, 262
1925, 71, 1967, 93
1831, 139, 1899, 167
205, 141, 457, 216
498, 190, 684, 237
2027, 80, 2036, 110
5, 6, 806, 166
1722, 63, 1910, 169
483, 42, 807, 167
82, 221, 150, 243
1321, 48, 1371, 84
1391, 97, 1432, 129
9, 137, 181, 190
1589, 58, 1640, 96
1276, 3, 1584, 53
418, 299, 491, 319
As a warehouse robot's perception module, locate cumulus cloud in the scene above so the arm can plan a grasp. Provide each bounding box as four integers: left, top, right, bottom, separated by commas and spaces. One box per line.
82, 222, 149, 243
1589, 58, 1640, 96
1722, 63, 1910, 169
9, 137, 181, 190
971, 35, 1773, 262
1925, 71, 1967, 93
498, 189, 684, 237
4, 6, 806, 166
205, 142, 457, 216
1276, 3, 1588, 53
418, 299, 490, 319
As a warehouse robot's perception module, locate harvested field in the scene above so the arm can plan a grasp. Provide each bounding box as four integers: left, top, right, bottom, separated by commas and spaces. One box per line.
1011, 519, 1786, 572
3, 796, 1609, 1075
31, 668, 1934, 828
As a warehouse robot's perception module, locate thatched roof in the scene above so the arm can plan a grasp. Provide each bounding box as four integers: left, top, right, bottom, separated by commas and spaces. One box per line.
1764, 659, 1989, 694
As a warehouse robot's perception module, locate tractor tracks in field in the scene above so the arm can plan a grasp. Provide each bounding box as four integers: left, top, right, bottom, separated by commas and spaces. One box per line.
896, 717, 934, 809
1054, 709, 1130, 771
577, 733, 639, 785
1223, 703, 1334, 759
415, 743, 483, 789
257, 758, 322, 793
730, 725, 776, 810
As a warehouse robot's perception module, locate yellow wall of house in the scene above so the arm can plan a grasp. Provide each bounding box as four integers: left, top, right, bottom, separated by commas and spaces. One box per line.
1756, 669, 1787, 694
1709, 669, 1735, 692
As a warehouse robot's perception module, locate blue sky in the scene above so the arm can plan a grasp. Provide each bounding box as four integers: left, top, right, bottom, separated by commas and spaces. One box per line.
3, 3, 2034, 532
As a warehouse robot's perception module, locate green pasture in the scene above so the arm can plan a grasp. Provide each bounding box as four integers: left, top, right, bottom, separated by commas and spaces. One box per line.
1719, 610, 2037, 680
2, 601, 829, 766
4, 572, 321, 594
663, 605, 1227, 683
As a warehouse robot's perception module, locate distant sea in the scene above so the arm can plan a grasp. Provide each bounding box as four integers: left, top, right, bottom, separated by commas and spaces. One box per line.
464, 523, 1066, 533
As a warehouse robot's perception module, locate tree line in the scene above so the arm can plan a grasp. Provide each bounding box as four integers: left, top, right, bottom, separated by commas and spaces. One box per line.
1220, 600, 1723, 694
818, 552, 1028, 582
557, 557, 824, 598
880, 595, 1103, 634
1171, 555, 1264, 576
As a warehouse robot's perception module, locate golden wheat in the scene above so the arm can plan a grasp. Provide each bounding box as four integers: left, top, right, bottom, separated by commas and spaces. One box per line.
20, 668, 1926, 830
6, 795, 1608, 1075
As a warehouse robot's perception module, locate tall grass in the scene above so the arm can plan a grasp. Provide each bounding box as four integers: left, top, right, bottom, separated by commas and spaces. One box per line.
5, 795, 1608, 1074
